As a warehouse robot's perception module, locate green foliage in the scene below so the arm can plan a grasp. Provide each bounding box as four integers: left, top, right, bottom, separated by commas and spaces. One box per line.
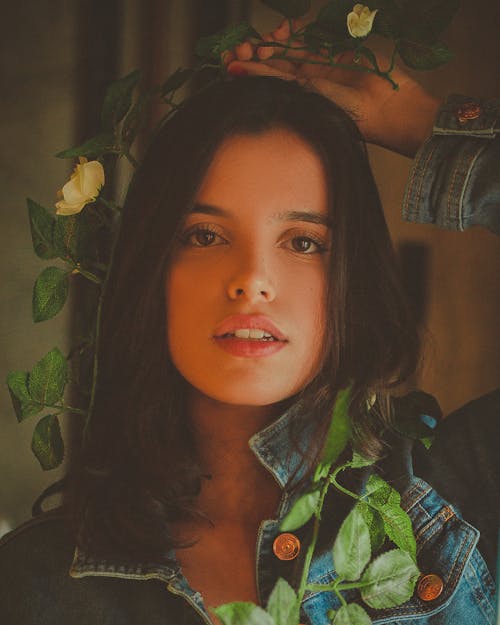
397, 40, 453, 70
213, 602, 276, 625
196, 22, 262, 60
161, 67, 194, 97
363, 474, 416, 560
350, 451, 375, 469
101, 70, 141, 130
360, 549, 420, 609
357, 502, 385, 553
279, 489, 320, 531
56, 132, 118, 159
314, 386, 351, 480
262, 0, 311, 19
333, 505, 371, 580
53, 214, 80, 261
27, 199, 57, 259
31, 413, 64, 470
332, 603, 372, 625
6, 371, 41, 421
266, 578, 298, 625
32, 266, 69, 322
28, 347, 68, 406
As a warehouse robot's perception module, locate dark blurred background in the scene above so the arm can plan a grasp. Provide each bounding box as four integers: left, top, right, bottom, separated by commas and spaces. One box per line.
1, 0, 499, 532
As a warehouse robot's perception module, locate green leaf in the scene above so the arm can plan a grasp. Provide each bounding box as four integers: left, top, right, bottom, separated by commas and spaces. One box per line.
161, 67, 194, 96
314, 386, 352, 480
363, 475, 416, 559
378, 503, 416, 561
364, 474, 400, 508
32, 266, 70, 322
360, 549, 420, 609
56, 133, 117, 159
31, 414, 64, 470
350, 451, 375, 469
397, 39, 453, 70
121, 91, 152, 148
27, 199, 56, 259
280, 489, 320, 532
333, 505, 371, 581
28, 347, 68, 406
357, 502, 385, 553
266, 578, 299, 625
212, 602, 276, 625
53, 214, 80, 261
101, 70, 141, 130
196, 22, 261, 60
332, 603, 372, 625
6, 371, 41, 421
261, 0, 311, 19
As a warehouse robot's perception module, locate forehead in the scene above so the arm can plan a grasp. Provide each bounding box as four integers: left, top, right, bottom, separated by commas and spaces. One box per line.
195, 128, 329, 219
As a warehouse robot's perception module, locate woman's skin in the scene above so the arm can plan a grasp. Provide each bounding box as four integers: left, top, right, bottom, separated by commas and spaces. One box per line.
165, 128, 332, 613
224, 18, 441, 158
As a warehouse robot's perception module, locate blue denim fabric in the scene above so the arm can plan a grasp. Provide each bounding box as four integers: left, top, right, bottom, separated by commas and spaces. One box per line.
403, 95, 500, 234
0, 401, 496, 625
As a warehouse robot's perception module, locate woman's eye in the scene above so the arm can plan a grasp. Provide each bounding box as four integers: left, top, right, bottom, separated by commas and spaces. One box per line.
288, 236, 327, 254
183, 227, 226, 247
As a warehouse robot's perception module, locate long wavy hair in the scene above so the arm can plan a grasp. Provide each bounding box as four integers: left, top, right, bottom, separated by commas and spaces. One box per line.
70, 76, 420, 558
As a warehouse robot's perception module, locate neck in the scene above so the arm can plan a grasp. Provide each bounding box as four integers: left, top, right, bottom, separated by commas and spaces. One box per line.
186, 389, 285, 524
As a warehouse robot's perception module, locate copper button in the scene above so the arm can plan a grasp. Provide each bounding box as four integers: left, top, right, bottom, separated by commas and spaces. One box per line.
273, 533, 301, 561
417, 573, 444, 601
457, 102, 481, 123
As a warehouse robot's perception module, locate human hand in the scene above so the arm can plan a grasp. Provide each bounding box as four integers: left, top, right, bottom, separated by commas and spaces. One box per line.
224, 19, 441, 158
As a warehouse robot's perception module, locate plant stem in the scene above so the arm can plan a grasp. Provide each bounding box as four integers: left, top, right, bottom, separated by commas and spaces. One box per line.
329, 465, 361, 501
296, 476, 331, 608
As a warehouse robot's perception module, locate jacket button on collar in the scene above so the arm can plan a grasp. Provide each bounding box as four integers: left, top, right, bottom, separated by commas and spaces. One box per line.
273, 533, 301, 560
417, 573, 444, 601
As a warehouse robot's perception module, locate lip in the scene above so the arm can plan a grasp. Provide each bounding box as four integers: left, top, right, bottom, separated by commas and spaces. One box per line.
213, 314, 288, 341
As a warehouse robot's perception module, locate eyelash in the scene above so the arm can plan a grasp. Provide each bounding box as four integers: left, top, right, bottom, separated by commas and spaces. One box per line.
180, 224, 329, 255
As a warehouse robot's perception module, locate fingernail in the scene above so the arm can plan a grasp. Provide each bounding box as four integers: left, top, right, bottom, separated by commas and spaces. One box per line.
227, 65, 248, 77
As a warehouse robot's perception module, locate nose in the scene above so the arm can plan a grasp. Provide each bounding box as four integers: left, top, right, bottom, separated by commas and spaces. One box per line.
226, 254, 276, 303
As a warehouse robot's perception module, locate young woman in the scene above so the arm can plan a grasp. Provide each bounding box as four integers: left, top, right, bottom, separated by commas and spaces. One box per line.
0, 20, 498, 625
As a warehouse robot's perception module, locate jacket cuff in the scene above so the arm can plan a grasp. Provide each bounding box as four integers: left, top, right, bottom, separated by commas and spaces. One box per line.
402, 95, 500, 231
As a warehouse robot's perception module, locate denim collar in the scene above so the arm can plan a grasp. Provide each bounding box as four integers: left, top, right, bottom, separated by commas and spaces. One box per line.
70, 399, 315, 580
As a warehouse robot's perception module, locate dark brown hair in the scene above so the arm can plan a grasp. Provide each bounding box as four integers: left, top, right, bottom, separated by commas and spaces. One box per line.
71, 76, 419, 557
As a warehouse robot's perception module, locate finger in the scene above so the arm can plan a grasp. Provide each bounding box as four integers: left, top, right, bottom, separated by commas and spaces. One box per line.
257, 33, 276, 60
272, 19, 290, 40
233, 41, 254, 61
227, 60, 296, 81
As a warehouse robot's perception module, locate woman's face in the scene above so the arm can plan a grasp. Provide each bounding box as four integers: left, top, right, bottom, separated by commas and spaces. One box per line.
165, 128, 331, 407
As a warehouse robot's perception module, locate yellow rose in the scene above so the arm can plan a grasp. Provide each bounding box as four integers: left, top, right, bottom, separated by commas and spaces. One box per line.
55, 157, 105, 216
347, 4, 378, 38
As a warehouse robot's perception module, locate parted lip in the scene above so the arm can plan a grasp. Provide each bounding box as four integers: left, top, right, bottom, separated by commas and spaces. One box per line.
213, 314, 288, 341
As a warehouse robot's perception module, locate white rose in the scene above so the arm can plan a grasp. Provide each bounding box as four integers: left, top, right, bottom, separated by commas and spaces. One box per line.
347, 4, 378, 38
55, 157, 105, 216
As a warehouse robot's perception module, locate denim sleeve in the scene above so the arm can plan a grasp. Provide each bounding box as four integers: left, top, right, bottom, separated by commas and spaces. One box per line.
402, 95, 500, 234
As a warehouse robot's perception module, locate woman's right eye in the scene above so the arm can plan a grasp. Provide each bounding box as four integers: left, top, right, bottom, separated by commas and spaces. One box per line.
182, 226, 227, 247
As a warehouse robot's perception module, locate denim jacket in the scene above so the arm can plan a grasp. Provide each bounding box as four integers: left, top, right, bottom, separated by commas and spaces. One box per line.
403, 94, 500, 234
0, 398, 497, 625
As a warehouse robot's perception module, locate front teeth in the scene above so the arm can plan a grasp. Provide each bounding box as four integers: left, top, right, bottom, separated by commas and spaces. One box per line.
234, 328, 273, 340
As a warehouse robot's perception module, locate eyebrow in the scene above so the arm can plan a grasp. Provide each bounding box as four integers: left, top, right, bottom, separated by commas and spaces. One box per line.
191, 202, 330, 226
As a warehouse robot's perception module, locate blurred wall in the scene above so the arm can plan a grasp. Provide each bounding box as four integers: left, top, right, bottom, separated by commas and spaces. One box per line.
1, 0, 499, 530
